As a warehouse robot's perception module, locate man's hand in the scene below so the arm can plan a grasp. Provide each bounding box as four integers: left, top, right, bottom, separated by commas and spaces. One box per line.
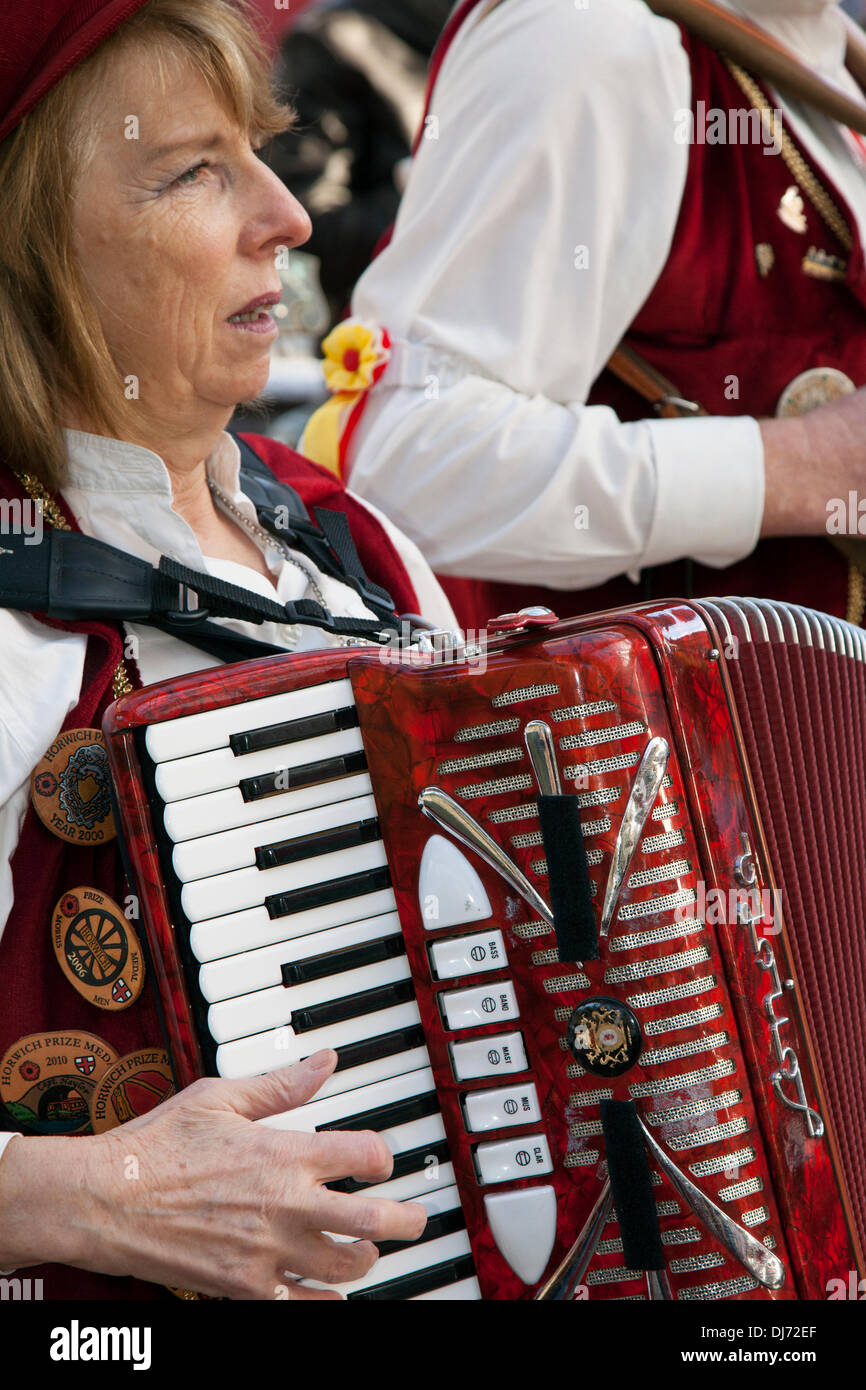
0, 1050, 427, 1299
760, 386, 866, 538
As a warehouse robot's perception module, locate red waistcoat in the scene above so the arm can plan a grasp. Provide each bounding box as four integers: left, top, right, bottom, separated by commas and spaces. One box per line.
431, 14, 866, 630
0, 434, 419, 1300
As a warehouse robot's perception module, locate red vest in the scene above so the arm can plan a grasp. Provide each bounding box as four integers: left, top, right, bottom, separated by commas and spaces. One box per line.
430, 14, 866, 630
0, 434, 419, 1300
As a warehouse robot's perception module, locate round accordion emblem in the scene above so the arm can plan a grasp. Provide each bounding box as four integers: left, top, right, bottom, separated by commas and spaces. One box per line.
566, 997, 643, 1077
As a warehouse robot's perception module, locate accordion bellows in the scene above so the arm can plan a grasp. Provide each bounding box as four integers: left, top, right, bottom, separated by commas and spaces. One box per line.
104, 598, 864, 1300
701, 598, 866, 1256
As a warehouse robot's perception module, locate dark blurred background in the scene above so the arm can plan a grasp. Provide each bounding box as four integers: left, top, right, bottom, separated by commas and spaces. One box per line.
236, 0, 451, 445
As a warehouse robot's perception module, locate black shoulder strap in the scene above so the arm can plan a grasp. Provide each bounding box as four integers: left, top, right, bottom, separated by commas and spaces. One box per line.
234, 434, 306, 518
0, 435, 410, 655
0, 527, 392, 641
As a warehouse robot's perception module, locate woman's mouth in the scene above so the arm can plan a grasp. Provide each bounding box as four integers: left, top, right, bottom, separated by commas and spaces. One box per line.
227, 292, 282, 335
227, 306, 278, 335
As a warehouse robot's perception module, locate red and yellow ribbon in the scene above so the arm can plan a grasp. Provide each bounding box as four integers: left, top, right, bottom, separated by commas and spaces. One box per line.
302, 320, 391, 479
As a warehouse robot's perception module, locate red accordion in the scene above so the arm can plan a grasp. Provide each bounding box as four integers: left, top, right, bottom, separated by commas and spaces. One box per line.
104, 598, 865, 1301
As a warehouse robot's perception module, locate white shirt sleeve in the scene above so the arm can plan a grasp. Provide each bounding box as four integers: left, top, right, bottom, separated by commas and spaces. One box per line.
0, 613, 87, 943
0, 1131, 22, 1275
347, 491, 461, 631
0, 1132, 21, 1170
348, 0, 765, 587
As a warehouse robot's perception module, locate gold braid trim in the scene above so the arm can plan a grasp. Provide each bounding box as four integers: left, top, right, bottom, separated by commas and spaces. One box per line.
11, 468, 134, 700
724, 59, 855, 252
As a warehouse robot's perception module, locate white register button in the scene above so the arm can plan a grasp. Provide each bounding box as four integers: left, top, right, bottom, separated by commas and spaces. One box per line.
429, 929, 507, 980
463, 1082, 541, 1133
441, 979, 518, 1030
474, 1134, 553, 1185
450, 1031, 528, 1080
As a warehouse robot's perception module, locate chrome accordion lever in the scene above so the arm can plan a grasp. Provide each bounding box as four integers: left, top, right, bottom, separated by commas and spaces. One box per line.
418, 787, 553, 928
645, 1268, 673, 1301
638, 1116, 786, 1290
524, 719, 561, 796
533, 1180, 613, 1300
599, 736, 670, 938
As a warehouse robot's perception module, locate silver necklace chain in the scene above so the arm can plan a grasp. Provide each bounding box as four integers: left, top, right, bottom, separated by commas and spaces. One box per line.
207, 478, 384, 649
207, 477, 328, 610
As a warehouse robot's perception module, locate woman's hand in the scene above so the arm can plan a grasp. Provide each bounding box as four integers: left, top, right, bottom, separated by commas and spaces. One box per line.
0, 1050, 427, 1299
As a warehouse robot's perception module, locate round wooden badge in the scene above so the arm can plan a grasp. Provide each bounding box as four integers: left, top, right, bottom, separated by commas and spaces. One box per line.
51, 887, 145, 1011
30, 728, 116, 845
0, 1031, 119, 1135
89, 1048, 175, 1133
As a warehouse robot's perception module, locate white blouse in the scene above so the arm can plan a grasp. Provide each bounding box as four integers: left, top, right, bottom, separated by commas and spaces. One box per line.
0, 428, 457, 941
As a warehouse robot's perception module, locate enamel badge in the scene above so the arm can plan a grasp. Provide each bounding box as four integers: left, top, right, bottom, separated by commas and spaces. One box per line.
776, 367, 857, 418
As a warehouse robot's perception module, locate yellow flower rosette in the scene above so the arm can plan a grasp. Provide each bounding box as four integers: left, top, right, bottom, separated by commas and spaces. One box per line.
303, 320, 391, 478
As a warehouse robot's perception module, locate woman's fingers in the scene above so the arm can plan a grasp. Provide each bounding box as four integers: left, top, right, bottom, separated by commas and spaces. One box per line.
280, 1232, 380, 1287
297, 1126, 396, 1185
314, 1189, 429, 1246
279, 1284, 343, 1302
201, 1052, 338, 1121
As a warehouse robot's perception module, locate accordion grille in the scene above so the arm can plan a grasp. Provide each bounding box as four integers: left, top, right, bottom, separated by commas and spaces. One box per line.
705, 599, 866, 1251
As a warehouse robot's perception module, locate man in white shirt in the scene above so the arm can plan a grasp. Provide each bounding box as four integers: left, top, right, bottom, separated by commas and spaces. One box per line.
325, 0, 866, 627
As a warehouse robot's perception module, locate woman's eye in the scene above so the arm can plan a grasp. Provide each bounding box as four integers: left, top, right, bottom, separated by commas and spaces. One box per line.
174, 161, 211, 187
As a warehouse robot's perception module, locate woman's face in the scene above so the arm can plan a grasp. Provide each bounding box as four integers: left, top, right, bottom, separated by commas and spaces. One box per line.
71, 43, 311, 445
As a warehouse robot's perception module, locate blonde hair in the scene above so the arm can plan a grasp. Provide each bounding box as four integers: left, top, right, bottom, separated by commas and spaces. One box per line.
0, 0, 293, 489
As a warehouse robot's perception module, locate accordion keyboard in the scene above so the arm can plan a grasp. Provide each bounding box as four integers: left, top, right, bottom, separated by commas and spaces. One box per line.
144, 676, 481, 1300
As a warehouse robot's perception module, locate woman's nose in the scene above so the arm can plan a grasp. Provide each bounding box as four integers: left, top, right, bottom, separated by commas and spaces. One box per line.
246, 161, 313, 254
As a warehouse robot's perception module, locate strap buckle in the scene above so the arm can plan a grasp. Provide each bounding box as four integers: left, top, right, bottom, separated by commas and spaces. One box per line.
165, 583, 211, 628
290, 598, 336, 633
349, 572, 396, 618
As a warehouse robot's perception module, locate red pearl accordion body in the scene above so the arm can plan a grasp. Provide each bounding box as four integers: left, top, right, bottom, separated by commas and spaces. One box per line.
104, 600, 864, 1301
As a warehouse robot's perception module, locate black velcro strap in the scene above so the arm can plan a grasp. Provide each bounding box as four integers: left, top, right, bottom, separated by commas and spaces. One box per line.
146, 618, 289, 665
155, 557, 389, 640
536, 794, 598, 962
600, 1099, 665, 1272
0, 527, 52, 609
234, 437, 306, 519
0, 528, 390, 644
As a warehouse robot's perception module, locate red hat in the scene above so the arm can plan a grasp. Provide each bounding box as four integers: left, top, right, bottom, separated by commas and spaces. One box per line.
0, 0, 153, 145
